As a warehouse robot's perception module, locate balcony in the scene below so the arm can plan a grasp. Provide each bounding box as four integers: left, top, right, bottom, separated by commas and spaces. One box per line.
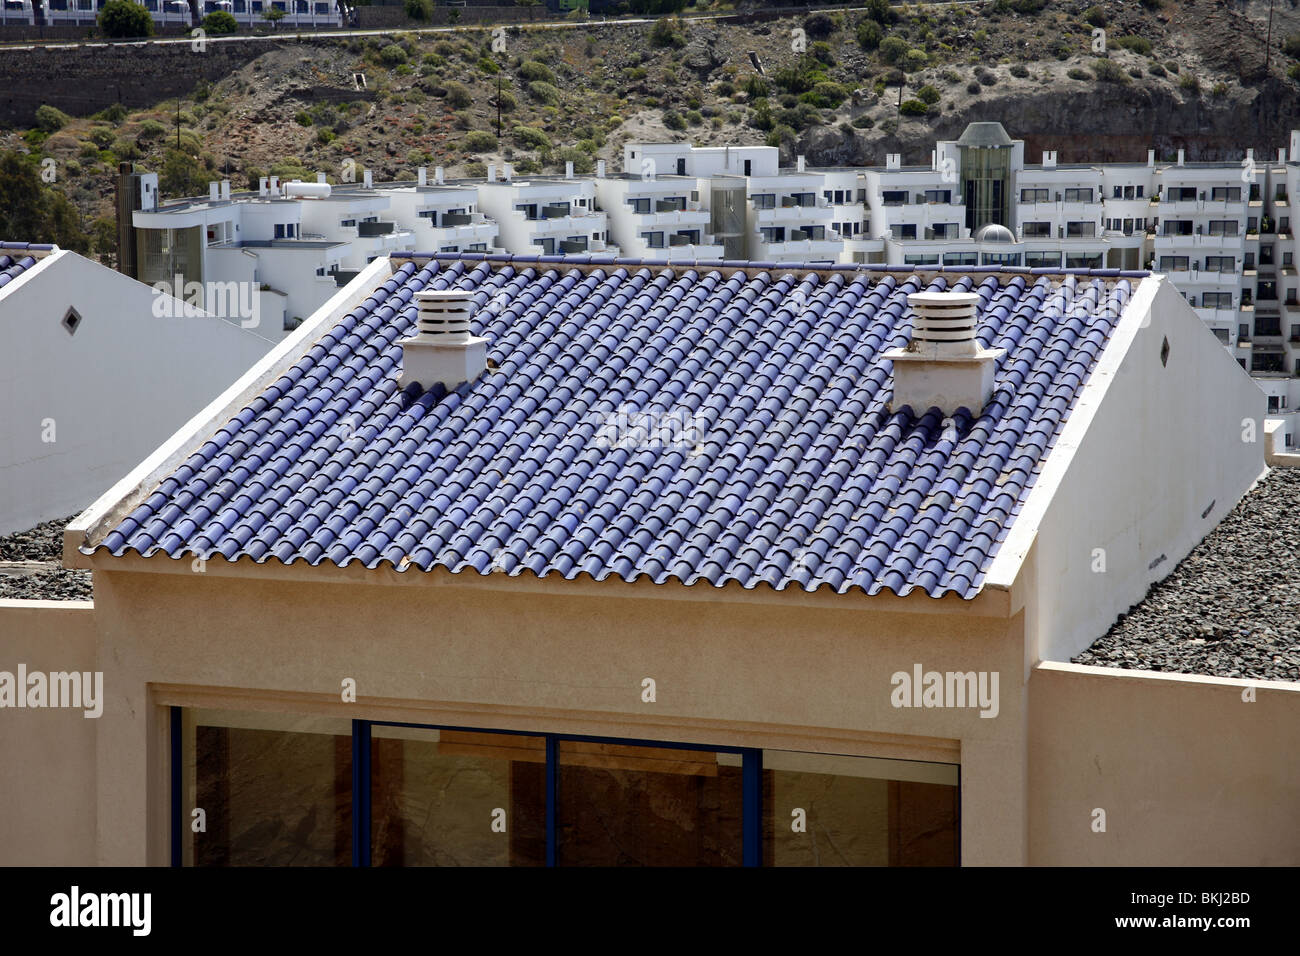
357, 221, 395, 237
1153, 232, 1244, 251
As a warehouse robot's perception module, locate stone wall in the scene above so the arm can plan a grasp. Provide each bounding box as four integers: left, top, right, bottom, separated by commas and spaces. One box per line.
0, 41, 276, 126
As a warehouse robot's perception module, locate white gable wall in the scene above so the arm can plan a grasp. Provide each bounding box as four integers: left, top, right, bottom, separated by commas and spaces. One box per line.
0, 251, 273, 534
991, 276, 1268, 663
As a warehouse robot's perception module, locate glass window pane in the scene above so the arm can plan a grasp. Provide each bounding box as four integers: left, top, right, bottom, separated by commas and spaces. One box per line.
761, 750, 959, 867
557, 741, 743, 866
183, 709, 353, 867
371, 727, 545, 867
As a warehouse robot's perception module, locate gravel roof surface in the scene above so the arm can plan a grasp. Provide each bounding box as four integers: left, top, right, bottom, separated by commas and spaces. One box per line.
0, 516, 92, 601
1074, 467, 1300, 682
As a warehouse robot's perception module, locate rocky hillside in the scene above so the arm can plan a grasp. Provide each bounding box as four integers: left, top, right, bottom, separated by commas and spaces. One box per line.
6, 0, 1300, 260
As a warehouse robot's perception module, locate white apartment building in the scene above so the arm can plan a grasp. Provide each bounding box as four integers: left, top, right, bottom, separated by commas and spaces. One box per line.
473, 164, 615, 257
0, 0, 36, 25
118, 128, 1300, 444
592, 171, 723, 261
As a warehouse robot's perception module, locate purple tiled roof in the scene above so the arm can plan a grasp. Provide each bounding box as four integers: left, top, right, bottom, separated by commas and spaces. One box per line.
88, 255, 1135, 598
0, 242, 48, 290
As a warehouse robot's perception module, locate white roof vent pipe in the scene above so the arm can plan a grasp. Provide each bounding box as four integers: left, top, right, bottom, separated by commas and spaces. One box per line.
885, 291, 1005, 416
397, 290, 490, 391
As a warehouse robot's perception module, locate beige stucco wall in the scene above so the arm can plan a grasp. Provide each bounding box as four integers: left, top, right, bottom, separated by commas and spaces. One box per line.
1029, 661, 1300, 865
84, 558, 1027, 867
6, 575, 1300, 867
0, 600, 98, 865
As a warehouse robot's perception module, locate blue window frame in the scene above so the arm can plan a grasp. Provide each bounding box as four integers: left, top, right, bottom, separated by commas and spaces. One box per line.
172, 709, 763, 866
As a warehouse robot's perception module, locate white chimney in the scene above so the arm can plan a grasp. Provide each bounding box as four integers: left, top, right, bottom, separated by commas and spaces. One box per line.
1279, 147, 1287, 164
886, 153, 901, 171
565, 160, 574, 179
1147, 149, 1155, 168
418, 167, 427, 186
220, 180, 231, 200
363, 169, 373, 188
597, 159, 606, 178
1043, 150, 1057, 169
435, 166, 445, 185
1292, 132, 1300, 165
796, 155, 806, 172
316, 171, 327, 184
487, 164, 497, 182
208, 182, 219, 201
884, 292, 1005, 415
1177, 148, 1186, 167
398, 290, 490, 391
259, 177, 269, 197
269, 175, 279, 196
503, 163, 513, 180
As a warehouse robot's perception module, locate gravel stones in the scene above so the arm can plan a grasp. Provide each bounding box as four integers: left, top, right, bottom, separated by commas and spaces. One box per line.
0, 516, 92, 602
1073, 468, 1300, 683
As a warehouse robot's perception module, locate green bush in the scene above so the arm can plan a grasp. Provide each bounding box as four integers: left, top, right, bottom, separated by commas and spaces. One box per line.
803, 12, 835, 39
88, 126, 116, 149
1082, 6, 1107, 28
856, 19, 883, 51
379, 44, 408, 66
801, 81, 849, 109
1112, 35, 1152, 56
462, 131, 498, 153
1164, 60, 1180, 74
879, 36, 907, 64
662, 109, 687, 131
1289, 63, 1300, 82
1091, 58, 1128, 83
496, 89, 517, 112
1067, 67, 1091, 81
404, 0, 432, 20
444, 82, 473, 108
902, 49, 929, 72
518, 60, 556, 84
1148, 63, 1167, 77
294, 110, 313, 126
686, 110, 704, 125
899, 98, 929, 116
1179, 73, 1200, 93
851, 114, 874, 129
916, 84, 940, 104
1284, 34, 1300, 59
201, 10, 237, 34
1010, 63, 1029, 78
98, 0, 153, 38
97, 103, 129, 124
863, 0, 890, 23
554, 146, 593, 175
527, 81, 560, 105
765, 123, 796, 148
315, 128, 335, 145
478, 57, 499, 75
35, 105, 70, 133
513, 125, 551, 150
649, 16, 686, 49
966, 80, 982, 94
137, 118, 166, 140
464, 161, 487, 177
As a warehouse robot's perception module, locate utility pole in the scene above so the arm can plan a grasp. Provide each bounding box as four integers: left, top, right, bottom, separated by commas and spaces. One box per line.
176, 97, 181, 149
496, 68, 502, 140
1266, 0, 1276, 74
